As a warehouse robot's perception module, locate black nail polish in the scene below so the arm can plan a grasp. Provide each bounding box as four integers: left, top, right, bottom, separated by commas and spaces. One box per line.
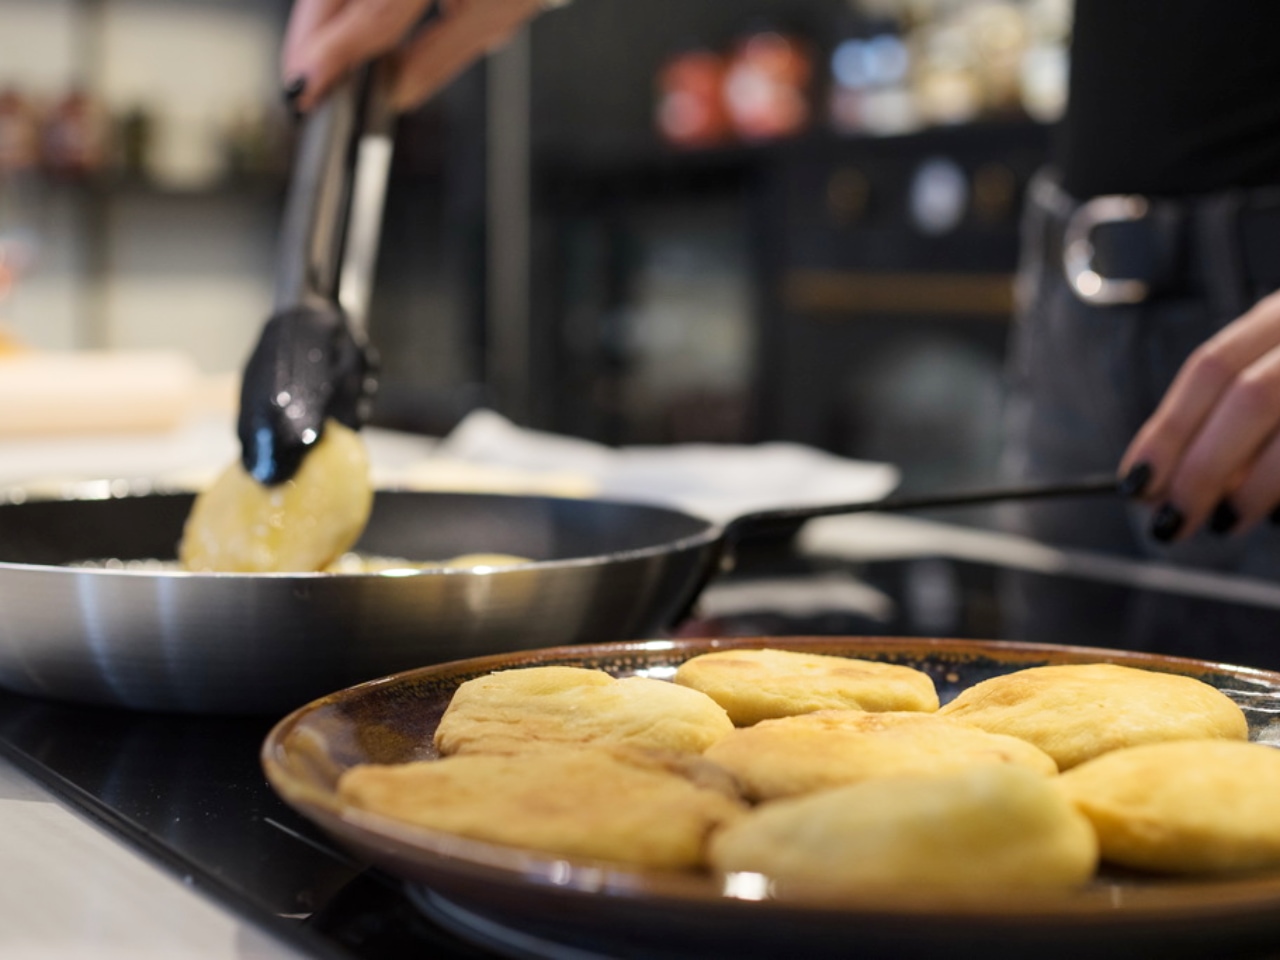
283, 76, 306, 117
1151, 503, 1184, 542
1270, 505, 1280, 526
1209, 500, 1239, 536
1119, 462, 1153, 498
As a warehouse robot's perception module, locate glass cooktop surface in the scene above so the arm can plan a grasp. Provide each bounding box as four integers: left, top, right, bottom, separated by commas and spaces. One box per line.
5, 550, 1280, 960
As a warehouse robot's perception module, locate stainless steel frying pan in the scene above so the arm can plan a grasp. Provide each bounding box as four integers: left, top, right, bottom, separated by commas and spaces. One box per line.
0, 477, 1118, 714
0, 486, 717, 713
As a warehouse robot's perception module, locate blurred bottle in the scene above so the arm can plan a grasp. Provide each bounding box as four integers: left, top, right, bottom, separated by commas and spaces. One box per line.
828, 16, 918, 136
149, 107, 227, 191
0, 88, 41, 175
911, 0, 1035, 125
964, 1, 1030, 118
722, 24, 814, 142
1020, 0, 1072, 123
223, 103, 272, 178
911, 15, 983, 126
115, 105, 155, 180
42, 87, 108, 179
655, 41, 731, 149
0, 229, 38, 352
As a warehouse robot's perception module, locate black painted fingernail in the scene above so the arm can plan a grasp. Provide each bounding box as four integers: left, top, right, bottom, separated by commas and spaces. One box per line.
1270, 505, 1280, 526
1209, 500, 1239, 536
283, 76, 306, 117
1151, 503, 1184, 542
1119, 462, 1153, 498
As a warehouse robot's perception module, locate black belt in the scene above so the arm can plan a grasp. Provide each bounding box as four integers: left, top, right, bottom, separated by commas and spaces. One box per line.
1038, 178, 1280, 309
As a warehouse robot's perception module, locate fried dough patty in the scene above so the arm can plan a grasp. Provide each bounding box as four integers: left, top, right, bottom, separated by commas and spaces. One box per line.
709, 764, 1098, 896
340, 746, 746, 869
179, 419, 372, 573
434, 665, 735, 757
937, 663, 1247, 769
673, 648, 938, 725
1057, 739, 1280, 873
704, 709, 1058, 801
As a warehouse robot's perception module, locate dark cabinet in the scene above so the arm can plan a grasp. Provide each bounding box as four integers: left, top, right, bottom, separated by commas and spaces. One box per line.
535, 122, 1050, 489
756, 123, 1050, 489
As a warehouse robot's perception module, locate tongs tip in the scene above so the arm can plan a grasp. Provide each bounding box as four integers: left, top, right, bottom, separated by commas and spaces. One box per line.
237, 304, 376, 485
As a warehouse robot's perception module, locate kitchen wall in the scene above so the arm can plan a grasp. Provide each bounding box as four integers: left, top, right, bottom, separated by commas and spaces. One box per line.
0, 0, 285, 371
1, 1, 83, 351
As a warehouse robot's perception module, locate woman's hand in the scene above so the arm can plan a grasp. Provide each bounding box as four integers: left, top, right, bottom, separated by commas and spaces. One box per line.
1120, 288, 1280, 540
282, 0, 546, 113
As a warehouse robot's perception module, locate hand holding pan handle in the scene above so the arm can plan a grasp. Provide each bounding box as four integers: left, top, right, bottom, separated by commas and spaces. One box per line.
238, 61, 395, 485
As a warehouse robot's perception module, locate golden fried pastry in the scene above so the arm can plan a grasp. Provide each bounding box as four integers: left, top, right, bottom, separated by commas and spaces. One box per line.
704, 709, 1057, 801
179, 420, 372, 573
434, 666, 735, 757
1057, 739, 1280, 874
709, 764, 1098, 896
672, 648, 938, 725
339, 746, 746, 869
937, 663, 1247, 770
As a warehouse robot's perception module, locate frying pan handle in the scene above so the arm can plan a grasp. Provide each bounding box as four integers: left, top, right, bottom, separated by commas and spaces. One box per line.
718, 473, 1122, 556
667, 473, 1122, 630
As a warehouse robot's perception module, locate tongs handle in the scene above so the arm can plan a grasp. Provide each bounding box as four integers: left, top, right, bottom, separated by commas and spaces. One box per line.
274, 60, 395, 334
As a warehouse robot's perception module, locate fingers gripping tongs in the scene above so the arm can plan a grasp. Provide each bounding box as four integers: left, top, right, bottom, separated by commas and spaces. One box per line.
237, 64, 395, 485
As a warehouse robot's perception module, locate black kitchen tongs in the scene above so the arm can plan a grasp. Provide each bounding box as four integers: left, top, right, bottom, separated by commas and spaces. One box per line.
237, 62, 396, 485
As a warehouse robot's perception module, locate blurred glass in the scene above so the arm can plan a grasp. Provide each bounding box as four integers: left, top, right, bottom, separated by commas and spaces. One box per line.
655, 42, 731, 149
0, 228, 38, 347
723, 26, 814, 142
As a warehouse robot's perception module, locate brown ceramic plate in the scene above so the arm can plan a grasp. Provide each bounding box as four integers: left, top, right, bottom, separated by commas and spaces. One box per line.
262, 636, 1280, 960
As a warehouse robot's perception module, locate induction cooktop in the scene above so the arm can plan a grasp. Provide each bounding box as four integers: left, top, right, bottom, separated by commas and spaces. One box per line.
4, 553, 1280, 960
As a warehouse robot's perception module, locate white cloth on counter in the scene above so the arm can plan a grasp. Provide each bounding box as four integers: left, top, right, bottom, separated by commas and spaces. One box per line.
427, 409, 899, 522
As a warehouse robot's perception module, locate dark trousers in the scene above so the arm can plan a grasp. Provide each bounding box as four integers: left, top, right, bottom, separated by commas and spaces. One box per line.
997, 172, 1280, 669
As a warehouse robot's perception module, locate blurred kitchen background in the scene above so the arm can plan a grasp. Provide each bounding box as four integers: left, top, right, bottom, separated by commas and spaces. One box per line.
0, 0, 1069, 492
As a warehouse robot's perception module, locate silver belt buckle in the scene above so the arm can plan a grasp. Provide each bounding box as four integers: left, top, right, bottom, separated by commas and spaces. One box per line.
1063, 194, 1151, 305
